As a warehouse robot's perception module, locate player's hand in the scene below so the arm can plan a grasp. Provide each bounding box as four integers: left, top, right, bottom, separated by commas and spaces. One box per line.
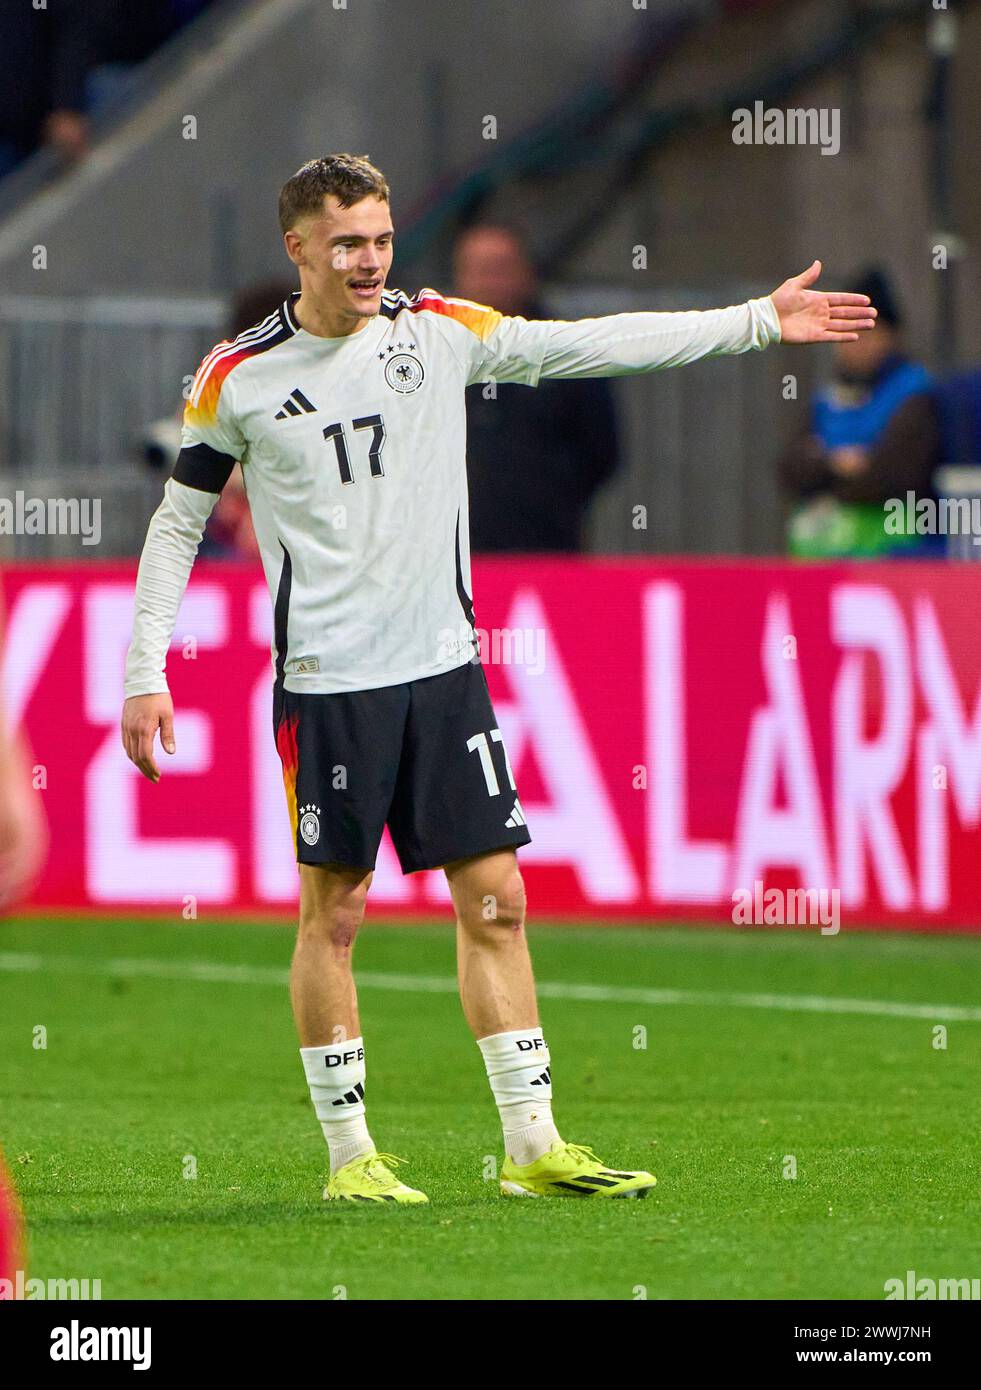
770, 260, 877, 343
121, 693, 176, 783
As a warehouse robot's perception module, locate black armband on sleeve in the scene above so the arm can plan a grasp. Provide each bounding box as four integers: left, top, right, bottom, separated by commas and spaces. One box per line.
172, 442, 237, 493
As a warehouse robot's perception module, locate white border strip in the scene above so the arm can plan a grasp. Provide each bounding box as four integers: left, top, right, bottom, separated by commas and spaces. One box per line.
1, 951, 979, 1022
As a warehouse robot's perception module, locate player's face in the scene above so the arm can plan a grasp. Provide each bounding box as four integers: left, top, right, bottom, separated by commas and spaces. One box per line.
293, 195, 394, 323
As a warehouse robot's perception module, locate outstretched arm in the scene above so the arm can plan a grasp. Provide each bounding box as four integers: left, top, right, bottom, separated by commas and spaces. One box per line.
463, 261, 876, 385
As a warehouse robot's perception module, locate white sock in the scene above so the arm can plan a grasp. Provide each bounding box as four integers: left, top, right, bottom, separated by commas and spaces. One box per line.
300, 1036, 375, 1174
478, 1027, 562, 1167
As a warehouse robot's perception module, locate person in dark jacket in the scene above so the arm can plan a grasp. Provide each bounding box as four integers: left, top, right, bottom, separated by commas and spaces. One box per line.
0, 1, 209, 173
453, 223, 621, 552
778, 267, 940, 557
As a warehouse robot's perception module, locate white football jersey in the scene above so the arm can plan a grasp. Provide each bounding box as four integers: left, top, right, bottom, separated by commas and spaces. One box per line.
124, 287, 780, 697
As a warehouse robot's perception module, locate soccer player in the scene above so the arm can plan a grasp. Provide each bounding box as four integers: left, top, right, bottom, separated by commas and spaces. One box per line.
121, 154, 875, 1203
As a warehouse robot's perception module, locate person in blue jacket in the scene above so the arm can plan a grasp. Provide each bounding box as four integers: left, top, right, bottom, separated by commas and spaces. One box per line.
778, 268, 940, 557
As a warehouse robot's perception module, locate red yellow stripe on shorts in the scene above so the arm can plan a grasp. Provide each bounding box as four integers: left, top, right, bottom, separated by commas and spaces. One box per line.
275, 709, 300, 851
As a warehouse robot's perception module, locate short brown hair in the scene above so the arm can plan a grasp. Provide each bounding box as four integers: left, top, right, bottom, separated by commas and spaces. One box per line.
278, 154, 390, 234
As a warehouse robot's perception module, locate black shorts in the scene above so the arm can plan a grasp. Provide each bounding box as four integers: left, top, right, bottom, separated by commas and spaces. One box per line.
272, 660, 531, 873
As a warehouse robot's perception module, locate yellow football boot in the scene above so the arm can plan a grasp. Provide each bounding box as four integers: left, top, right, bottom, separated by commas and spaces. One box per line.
324, 1151, 428, 1204
500, 1141, 656, 1198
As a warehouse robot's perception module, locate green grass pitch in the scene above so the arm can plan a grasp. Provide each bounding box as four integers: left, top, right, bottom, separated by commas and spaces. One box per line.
1, 916, 979, 1300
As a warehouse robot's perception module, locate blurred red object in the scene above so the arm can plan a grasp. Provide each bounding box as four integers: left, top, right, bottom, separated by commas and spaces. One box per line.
0, 578, 48, 912
0, 1152, 24, 1284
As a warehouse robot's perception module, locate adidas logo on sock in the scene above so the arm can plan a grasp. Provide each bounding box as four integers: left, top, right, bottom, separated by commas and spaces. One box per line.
530, 1067, 551, 1086
275, 387, 318, 419
505, 796, 526, 829
331, 1081, 365, 1106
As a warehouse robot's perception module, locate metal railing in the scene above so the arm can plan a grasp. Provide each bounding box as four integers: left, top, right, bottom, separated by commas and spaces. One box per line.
0, 296, 223, 469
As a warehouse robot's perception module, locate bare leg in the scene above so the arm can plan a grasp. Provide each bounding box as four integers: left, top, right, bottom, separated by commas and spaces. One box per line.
444, 848, 538, 1038
290, 864, 372, 1046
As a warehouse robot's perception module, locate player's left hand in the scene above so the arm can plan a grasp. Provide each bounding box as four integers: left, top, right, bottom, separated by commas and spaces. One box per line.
770, 260, 877, 343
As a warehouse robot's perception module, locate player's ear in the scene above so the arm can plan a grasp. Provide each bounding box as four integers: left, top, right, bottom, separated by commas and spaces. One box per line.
283, 229, 305, 267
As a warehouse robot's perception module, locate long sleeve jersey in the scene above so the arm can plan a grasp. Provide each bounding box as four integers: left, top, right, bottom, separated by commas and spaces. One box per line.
124, 287, 781, 698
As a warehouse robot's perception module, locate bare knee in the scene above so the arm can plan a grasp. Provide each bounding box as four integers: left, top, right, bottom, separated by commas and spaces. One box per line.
459, 867, 526, 938
298, 868, 372, 951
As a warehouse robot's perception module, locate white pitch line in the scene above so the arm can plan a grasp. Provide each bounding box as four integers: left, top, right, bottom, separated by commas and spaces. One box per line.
1, 951, 980, 1022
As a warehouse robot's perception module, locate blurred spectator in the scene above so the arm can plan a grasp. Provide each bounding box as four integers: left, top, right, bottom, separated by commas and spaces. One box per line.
140, 282, 294, 561
198, 465, 260, 562
226, 281, 297, 342
778, 268, 940, 557
454, 223, 621, 552
0, 1, 212, 176
932, 369, 981, 467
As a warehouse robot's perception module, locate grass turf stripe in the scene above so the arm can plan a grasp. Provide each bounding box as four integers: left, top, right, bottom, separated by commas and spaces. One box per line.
1, 950, 979, 1022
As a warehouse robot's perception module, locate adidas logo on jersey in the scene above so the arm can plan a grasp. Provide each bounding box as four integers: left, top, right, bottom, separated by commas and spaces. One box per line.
530, 1067, 551, 1086
505, 797, 526, 829
275, 387, 318, 419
